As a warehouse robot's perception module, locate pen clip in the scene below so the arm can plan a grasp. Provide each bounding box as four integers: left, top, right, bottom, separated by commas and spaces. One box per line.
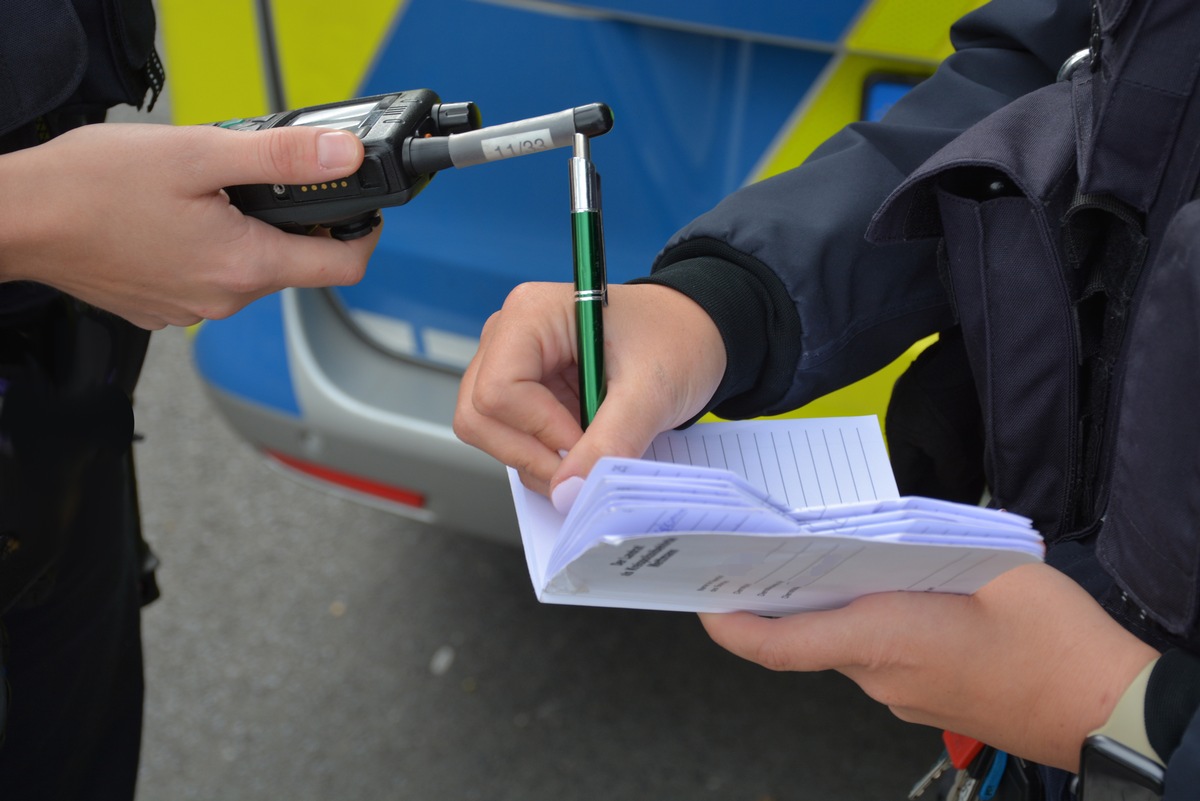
570, 133, 601, 213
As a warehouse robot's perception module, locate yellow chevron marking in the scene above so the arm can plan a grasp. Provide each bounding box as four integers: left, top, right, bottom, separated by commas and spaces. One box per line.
751, 52, 928, 182
847, 0, 988, 62
157, 0, 408, 124
158, 1, 269, 124
751, 0, 986, 182
272, 0, 409, 108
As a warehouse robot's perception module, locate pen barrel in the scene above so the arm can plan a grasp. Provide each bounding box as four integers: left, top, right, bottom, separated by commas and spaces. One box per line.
572, 208, 607, 428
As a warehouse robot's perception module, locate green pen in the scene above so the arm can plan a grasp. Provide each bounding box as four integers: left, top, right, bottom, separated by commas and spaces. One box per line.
570, 132, 607, 429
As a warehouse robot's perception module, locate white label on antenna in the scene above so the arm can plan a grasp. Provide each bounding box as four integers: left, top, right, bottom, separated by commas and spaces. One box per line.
482, 129, 555, 161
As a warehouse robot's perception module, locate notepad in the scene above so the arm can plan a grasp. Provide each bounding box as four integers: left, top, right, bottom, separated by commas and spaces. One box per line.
509, 416, 1043, 615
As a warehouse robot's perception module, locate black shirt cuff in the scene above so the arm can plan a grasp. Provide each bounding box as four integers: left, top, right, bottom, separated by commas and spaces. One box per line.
630, 237, 802, 423
1146, 649, 1200, 763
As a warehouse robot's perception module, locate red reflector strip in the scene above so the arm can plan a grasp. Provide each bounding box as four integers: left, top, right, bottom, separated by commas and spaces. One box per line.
265, 450, 426, 508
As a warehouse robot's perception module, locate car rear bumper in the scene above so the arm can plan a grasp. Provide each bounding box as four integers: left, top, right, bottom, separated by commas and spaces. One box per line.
197, 287, 520, 544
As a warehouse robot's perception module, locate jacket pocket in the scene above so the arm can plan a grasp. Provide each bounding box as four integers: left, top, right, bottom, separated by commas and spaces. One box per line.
931, 181, 1079, 538
869, 81, 1082, 538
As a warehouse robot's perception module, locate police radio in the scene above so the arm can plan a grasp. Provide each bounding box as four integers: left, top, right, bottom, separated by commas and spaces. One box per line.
214, 89, 614, 240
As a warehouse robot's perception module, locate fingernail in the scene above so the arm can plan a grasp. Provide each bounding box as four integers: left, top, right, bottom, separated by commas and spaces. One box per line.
317, 132, 357, 170
551, 476, 585, 515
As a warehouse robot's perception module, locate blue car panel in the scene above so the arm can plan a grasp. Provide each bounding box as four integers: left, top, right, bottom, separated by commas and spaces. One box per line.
193, 293, 299, 416
340, 0, 828, 363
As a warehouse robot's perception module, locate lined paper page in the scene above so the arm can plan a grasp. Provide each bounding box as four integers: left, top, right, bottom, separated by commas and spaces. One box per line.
642, 416, 898, 508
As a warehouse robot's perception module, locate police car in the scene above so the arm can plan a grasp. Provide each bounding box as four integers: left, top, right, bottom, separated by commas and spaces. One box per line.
159, 0, 975, 542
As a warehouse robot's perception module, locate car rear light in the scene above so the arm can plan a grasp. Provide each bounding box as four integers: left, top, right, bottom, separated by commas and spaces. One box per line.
264, 449, 427, 509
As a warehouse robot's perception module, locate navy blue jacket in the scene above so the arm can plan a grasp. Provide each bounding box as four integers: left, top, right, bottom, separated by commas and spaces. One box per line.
0, 0, 159, 139
640, 0, 1200, 795
642, 0, 1088, 420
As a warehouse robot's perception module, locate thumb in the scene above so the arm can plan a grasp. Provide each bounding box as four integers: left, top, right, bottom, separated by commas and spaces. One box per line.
699, 610, 852, 673
549, 393, 670, 513
200, 125, 365, 188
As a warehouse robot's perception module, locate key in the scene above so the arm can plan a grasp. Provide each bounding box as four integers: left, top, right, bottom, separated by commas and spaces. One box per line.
946, 769, 969, 801
955, 744, 996, 801
908, 750, 954, 799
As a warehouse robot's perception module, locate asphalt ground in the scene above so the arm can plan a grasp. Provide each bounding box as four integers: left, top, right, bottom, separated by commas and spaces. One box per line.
110, 85, 944, 801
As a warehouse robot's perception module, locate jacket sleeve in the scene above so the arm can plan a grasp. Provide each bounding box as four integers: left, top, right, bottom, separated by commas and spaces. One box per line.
635, 0, 1091, 420
1165, 711, 1200, 799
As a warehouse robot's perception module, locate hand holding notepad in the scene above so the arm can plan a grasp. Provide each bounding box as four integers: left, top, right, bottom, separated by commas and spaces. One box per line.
509, 416, 1043, 615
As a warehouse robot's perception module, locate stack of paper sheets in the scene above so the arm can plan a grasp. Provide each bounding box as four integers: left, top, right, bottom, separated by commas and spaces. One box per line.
509, 416, 1043, 615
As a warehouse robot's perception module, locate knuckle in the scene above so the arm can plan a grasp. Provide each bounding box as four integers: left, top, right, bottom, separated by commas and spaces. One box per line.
338, 257, 368, 286
470, 377, 508, 419
514, 466, 550, 498
203, 265, 265, 317
886, 705, 921, 725
202, 302, 241, 322
260, 130, 305, 178
501, 281, 554, 312
216, 266, 263, 298
478, 310, 502, 339
137, 316, 168, 331
503, 282, 539, 306
753, 638, 798, 673
451, 411, 479, 447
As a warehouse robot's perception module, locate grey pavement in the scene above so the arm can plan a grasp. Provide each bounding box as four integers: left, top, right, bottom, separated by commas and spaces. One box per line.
132, 327, 942, 801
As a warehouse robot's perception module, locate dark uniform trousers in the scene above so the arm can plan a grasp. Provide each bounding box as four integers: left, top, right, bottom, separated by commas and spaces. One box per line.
0, 429, 147, 800
0, 0, 162, 798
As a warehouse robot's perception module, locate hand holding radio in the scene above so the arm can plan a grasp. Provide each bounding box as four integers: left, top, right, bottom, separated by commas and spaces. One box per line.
0, 91, 611, 330
0, 122, 378, 329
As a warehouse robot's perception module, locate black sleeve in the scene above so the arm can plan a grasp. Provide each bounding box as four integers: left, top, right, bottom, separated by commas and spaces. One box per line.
637, 0, 1091, 420
1149, 650, 1200, 799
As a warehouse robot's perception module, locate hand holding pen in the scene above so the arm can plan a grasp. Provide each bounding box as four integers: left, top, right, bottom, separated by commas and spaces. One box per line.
454, 280, 726, 500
